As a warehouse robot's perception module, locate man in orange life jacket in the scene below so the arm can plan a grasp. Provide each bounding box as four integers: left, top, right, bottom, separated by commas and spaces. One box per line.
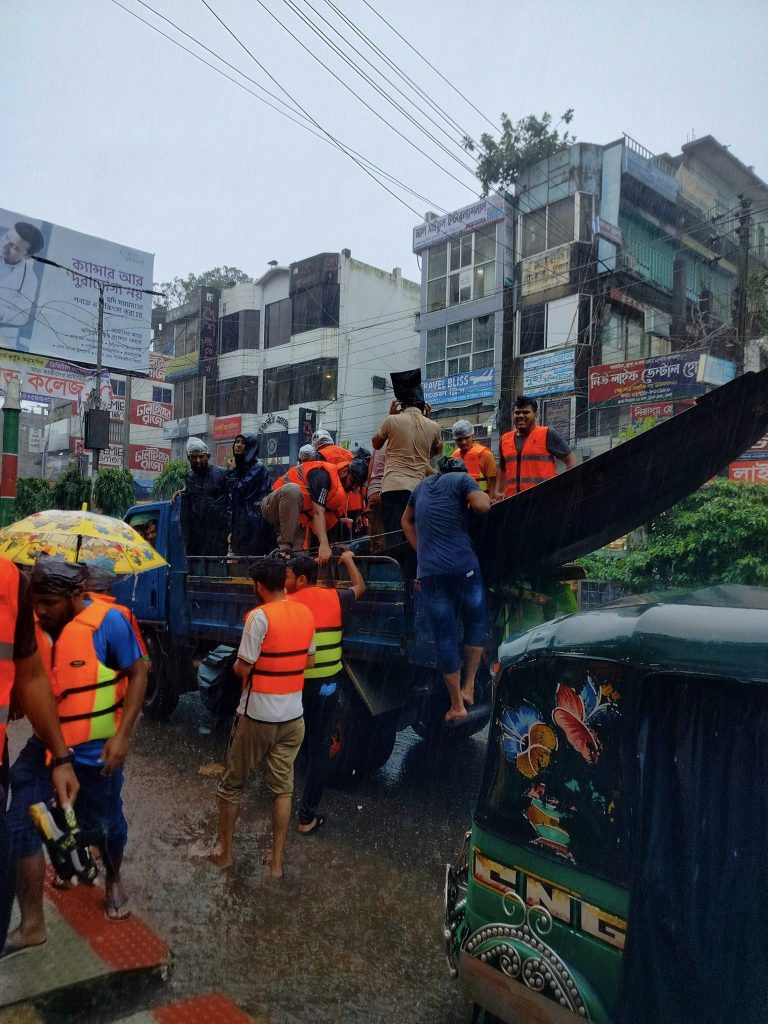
210, 558, 315, 879
498, 395, 577, 498
0, 557, 78, 956
311, 428, 354, 467
261, 457, 368, 565
450, 420, 498, 496
83, 558, 148, 660
285, 551, 365, 836
5, 557, 147, 952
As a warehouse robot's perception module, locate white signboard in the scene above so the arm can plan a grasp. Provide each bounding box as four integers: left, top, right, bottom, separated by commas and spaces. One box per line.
412, 197, 505, 252
523, 348, 576, 397
0, 207, 153, 373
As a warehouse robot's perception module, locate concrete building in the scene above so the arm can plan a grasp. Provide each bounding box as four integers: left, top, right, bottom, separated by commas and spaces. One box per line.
163, 251, 420, 472
412, 134, 768, 461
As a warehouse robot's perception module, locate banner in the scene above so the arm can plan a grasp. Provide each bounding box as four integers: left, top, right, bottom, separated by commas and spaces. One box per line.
413, 197, 504, 253
523, 349, 575, 397
130, 399, 172, 428
0, 350, 100, 406
737, 432, 768, 461
129, 444, 170, 474
148, 352, 171, 382
213, 415, 242, 441
297, 407, 317, 447
588, 350, 703, 406
630, 401, 675, 422
198, 287, 220, 377
0, 206, 152, 372
423, 367, 495, 407
729, 461, 768, 484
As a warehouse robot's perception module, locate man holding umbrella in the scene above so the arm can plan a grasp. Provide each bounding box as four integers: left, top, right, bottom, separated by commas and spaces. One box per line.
4, 557, 147, 954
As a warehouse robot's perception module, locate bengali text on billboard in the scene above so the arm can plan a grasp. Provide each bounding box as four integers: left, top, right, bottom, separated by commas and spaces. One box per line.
588, 350, 703, 406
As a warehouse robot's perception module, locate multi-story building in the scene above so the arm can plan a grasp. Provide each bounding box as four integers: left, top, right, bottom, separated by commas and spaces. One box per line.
412, 134, 768, 460
163, 251, 420, 471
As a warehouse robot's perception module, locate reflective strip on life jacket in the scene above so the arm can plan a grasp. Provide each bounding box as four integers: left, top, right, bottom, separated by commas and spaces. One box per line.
500, 426, 556, 496
0, 560, 19, 757
288, 587, 343, 679
248, 601, 315, 695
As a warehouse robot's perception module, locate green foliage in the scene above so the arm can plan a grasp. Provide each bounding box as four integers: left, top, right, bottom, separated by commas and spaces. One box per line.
14, 477, 53, 520
52, 466, 91, 511
151, 460, 188, 500
748, 268, 768, 337
93, 468, 136, 518
464, 110, 575, 196
616, 417, 659, 443
155, 267, 254, 308
579, 480, 768, 589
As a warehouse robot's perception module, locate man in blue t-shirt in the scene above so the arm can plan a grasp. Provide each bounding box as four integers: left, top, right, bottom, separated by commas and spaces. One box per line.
402, 457, 491, 722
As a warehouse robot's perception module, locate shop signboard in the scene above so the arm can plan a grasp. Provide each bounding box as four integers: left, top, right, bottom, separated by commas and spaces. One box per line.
128, 444, 171, 474
729, 461, 768, 484
412, 197, 504, 253
630, 401, 675, 422
423, 367, 495, 407
130, 399, 173, 428
213, 415, 243, 441
588, 350, 703, 406
523, 348, 575, 397
737, 432, 768, 461
298, 407, 317, 447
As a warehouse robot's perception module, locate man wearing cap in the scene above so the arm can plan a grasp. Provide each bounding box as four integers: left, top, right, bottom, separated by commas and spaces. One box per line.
261, 457, 368, 565
5, 557, 147, 952
450, 421, 497, 496
401, 458, 491, 722
0, 222, 45, 330
178, 437, 229, 557
298, 444, 320, 463
0, 557, 78, 955
311, 430, 353, 467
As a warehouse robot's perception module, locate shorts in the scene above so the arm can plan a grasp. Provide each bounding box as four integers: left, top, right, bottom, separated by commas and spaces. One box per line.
7, 737, 127, 861
420, 570, 488, 674
217, 714, 305, 804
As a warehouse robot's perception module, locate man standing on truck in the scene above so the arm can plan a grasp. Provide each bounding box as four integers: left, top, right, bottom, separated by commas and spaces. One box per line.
261, 457, 368, 565
210, 558, 315, 879
178, 437, 229, 556
450, 420, 497, 496
497, 396, 577, 498
285, 551, 366, 836
401, 457, 491, 722
5, 557, 147, 952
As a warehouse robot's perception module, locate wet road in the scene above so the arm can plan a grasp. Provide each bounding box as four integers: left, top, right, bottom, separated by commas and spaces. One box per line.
121, 694, 487, 1023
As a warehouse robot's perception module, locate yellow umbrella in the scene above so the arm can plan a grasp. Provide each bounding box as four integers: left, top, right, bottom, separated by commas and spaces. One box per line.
0, 510, 167, 574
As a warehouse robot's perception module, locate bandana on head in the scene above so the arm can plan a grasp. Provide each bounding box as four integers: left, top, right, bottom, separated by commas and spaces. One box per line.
30, 555, 87, 595
186, 437, 209, 455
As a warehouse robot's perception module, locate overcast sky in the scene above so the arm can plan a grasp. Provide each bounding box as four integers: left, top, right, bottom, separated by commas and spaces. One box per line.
6, 0, 767, 289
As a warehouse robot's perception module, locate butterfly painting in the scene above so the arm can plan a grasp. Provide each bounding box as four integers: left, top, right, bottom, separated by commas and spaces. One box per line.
500, 703, 558, 779
552, 674, 618, 765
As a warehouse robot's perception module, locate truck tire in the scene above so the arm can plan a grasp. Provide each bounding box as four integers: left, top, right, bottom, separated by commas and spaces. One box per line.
326, 693, 397, 783
142, 630, 180, 721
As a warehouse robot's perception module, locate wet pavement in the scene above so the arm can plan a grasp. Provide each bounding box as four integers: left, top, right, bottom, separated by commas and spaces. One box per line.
113, 695, 487, 1024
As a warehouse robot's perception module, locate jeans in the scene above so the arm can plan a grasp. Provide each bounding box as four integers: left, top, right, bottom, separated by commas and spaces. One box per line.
298, 685, 339, 824
420, 570, 488, 674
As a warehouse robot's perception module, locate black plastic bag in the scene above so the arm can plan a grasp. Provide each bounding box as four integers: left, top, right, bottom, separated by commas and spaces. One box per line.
198, 645, 242, 718
390, 369, 422, 403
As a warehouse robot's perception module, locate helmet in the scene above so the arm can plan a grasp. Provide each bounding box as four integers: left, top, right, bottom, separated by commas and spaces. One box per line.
311, 429, 333, 449
451, 419, 474, 440
298, 444, 315, 461
437, 456, 469, 474
346, 457, 369, 486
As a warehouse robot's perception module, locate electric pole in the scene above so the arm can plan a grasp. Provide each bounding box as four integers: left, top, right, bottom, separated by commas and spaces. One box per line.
736, 195, 752, 358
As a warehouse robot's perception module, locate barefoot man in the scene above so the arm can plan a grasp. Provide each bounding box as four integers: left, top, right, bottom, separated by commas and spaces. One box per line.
210, 558, 315, 878
401, 457, 491, 722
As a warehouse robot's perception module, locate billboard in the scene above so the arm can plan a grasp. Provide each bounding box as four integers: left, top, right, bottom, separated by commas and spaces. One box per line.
0, 207, 153, 373
130, 399, 172, 428
588, 350, 703, 406
423, 367, 495, 407
412, 197, 504, 253
198, 287, 220, 377
128, 444, 171, 474
523, 348, 575, 397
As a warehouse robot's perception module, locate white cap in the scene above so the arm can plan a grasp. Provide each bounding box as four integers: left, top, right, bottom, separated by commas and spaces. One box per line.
298, 444, 315, 460
451, 419, 474, 440
186, 436, 209, 455
311, 429, 333, 449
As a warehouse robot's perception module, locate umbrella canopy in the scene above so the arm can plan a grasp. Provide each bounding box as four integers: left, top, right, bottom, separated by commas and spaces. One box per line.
0, 510, 167, 574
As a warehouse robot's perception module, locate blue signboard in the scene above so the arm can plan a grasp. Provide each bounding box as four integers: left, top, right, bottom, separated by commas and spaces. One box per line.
523, 348, 575, 397
423, 367, 495, 406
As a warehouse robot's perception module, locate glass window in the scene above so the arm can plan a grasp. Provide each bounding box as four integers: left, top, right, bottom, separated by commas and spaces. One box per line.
110, 378, 126, 397
291, 284, 340, 335
428, 243, 447, 279
448, 274, 460, 306
459, 235, 473, 268
474, 226, 496, 264
242, 310, 260, 349
424, 314, 494, 379
219, 312, 240, 355
426, 328, 445, 363
519, 304, 546, 355
521, 206, 547, 259
473, 262, 495, 300
152, 387, 171, 404
547, 196, 576, 249
217, 376, 259, 416
263, 359, 337, 411
265, 299, 291, 348
427, 278, 446, 312
474, 314, 494, 351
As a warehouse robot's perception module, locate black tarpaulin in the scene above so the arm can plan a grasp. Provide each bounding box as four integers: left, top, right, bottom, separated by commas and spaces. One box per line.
619, 674, 768, 1024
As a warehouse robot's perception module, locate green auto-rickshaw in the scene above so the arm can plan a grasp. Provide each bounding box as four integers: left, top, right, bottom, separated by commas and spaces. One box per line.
445, 585, 768, 1024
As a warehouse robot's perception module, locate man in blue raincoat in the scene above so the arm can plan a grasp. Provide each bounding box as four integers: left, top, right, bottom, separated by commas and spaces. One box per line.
226, 433, 274, 556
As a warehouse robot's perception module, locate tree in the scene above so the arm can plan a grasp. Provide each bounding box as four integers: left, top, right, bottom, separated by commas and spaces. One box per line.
93, 468, 136, 518
52, 466, 91, 511
155, 267, 254, 308
579, 480, 768, 589
747, 268, 768, 338
463, 111, 575, 196
14, 477, 53, 520
151, 460, 188, 500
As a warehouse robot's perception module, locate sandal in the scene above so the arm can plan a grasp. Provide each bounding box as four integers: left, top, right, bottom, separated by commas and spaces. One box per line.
297, 815, 325, 836
104, 896, 132, 922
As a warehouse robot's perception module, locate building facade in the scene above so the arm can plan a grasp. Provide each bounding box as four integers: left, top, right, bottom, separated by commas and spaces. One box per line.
163, 251, 420, 472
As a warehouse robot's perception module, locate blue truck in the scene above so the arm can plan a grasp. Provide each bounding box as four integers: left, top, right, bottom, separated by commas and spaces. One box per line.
116, 368, 768, 780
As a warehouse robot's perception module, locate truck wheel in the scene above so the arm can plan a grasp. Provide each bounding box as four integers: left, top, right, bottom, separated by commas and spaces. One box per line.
326, 693, 397, 783
142, 630, 180, 721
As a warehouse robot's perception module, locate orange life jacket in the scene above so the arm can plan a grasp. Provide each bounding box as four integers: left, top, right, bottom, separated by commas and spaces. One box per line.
273, 461, 348, 534
288, 587, 343, 679
0, 560, 19, 759
500, 426, 556, 496
247, 600, 315, 695
451, 442, 493, 491
85, 592, 148, 659
36, 601, 129, 747
318, 444, 353, 466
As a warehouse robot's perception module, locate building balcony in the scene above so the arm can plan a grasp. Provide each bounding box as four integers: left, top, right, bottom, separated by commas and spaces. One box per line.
622, 135, 679, 206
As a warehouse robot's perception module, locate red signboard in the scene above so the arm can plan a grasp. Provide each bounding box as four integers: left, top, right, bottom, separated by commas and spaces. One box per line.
130, 399, 172, 428
129, 444, 171, 474
588, 350, 703, 406
729, 461, 768, 484
630, 401, 675, 422
213, 415, 242, 441
740, 432, 768, 460
148, 353, 171, 382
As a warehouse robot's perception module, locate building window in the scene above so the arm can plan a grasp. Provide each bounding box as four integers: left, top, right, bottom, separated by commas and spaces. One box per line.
216, 376, 259, 416
219, 310, 261, 354
426, 226, 497, 311
173, 320, 197, 357
262, 358, 338, 412
152, 387, 172, 404
518, 295, 585, 356
425, 313, 495, 379
519, 304, 546, 355
110, 378, 126, 397
291, 284, 340, 335
520, 195, 576, 259
219, 313, 240, 355
264, 298, 292, 348
601, 309, 649, 364
109, 421, 123, 445
173, 376, 203, 419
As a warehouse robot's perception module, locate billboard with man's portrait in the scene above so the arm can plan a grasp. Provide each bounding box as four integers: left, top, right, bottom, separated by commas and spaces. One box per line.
0, 206, 153, 373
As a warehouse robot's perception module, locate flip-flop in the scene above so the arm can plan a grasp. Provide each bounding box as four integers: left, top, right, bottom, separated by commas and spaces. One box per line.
1, 937, 47, 960
104, 896, 132, 923
52, 875, 76, 890
298, 815, 325, 836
